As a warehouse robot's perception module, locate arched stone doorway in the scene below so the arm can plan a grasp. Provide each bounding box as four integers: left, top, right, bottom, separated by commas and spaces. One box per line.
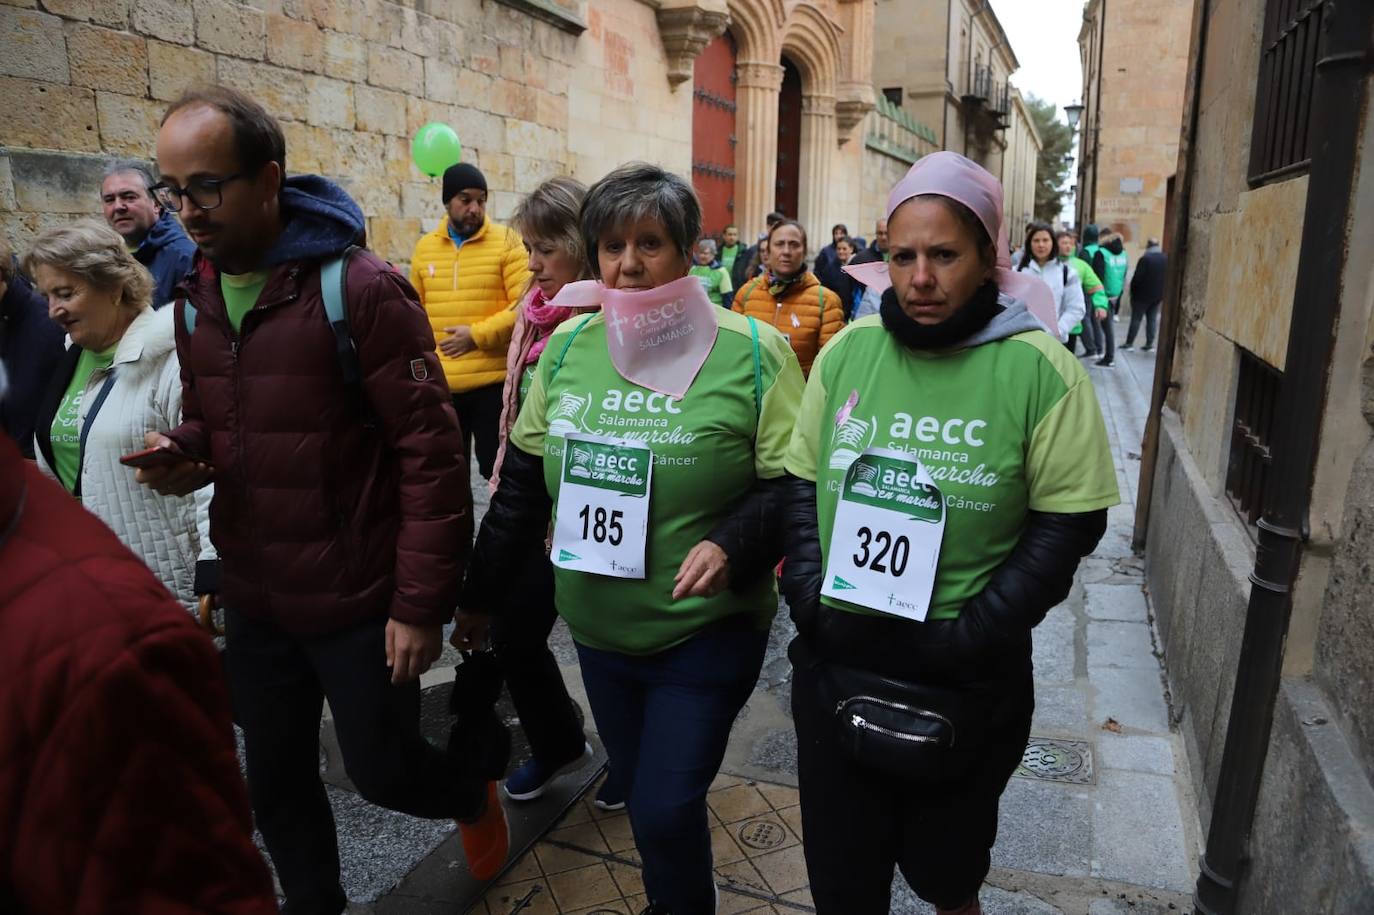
691, 31, 739, 236
775, 57, 803, 219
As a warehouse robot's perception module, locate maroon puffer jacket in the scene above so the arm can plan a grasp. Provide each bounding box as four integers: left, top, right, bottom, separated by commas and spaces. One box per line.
0, 437, 277, 913
167, 249, 471, 636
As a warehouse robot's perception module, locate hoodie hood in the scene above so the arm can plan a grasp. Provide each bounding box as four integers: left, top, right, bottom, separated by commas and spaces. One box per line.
1106, 236, 1125, 255
262, 175, 366, 267
959, 293, 1048, 348
142, 210, 189, 253
1082, 224, 1101, 245
110, 305, 177, 380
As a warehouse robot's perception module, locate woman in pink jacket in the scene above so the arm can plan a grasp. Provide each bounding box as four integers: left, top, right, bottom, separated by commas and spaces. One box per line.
481, 177, 620, 808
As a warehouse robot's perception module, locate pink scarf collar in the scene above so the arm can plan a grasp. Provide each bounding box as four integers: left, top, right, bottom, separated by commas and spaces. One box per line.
551, 275, 719, 399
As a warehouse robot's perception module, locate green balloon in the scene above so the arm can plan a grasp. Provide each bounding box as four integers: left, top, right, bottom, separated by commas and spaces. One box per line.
411, 122, 462, 177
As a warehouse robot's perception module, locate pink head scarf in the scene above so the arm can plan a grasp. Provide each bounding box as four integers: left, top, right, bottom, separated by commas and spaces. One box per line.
842, 151, 1058, 332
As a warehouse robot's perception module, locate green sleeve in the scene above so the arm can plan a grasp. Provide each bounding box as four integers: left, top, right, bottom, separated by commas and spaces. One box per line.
1026, 375, 1121, 512
509, 349, 550, 455
718, 268, 733, 295
754, 335, 805, 478
783, 343, 833, 482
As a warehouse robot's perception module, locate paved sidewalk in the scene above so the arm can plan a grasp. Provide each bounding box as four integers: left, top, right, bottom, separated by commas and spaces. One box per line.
302, 345, 1201, 914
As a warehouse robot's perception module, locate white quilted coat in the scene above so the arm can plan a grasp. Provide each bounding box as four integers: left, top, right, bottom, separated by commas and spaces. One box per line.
36, 306, 214, 612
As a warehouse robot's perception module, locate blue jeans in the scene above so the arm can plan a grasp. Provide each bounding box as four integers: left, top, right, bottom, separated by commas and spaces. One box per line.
576, 617, 768, 914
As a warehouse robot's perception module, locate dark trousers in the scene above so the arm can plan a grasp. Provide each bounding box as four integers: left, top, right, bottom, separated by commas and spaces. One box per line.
226, 609, 486, 915
1090, 298, 1117, 361
791, 654, 1033, 914
1080, 317, 1100, 355
491, 550, 585, 765
575, 617, 768, 914
1126, 299, 1161, 347
452, 383, 504, 480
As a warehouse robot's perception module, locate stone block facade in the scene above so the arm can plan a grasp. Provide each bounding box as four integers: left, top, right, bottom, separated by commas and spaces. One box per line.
0, 0, 891, 276
0, 0, 590, 269
1140, 0, 1374, 908
1077, 0, 1192, 262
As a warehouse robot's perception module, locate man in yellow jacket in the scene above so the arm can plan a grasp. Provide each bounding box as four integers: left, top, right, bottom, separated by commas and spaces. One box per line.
410, 163, 530, 479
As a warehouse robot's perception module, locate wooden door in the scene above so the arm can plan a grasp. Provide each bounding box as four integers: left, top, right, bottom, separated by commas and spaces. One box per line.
775, 57, 802, 219
691, 32, 738, 236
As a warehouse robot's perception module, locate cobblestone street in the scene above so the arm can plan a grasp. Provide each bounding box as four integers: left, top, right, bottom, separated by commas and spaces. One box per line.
285, 344, 1203, 915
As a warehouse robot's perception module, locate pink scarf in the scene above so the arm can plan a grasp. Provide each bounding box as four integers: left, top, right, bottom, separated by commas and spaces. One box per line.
522, 288, 574, 365
490, 286, 596, 494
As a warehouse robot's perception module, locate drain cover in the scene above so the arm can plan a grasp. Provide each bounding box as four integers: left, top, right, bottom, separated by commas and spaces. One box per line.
737, 818, 788, 850
1015, 737, 1094, 785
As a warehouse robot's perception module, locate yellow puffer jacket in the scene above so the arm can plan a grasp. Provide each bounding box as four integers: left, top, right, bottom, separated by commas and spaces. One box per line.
409, 217, 532, 393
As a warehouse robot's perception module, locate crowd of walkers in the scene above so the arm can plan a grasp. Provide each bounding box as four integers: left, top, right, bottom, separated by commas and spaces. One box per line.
1, 82, 1158, 915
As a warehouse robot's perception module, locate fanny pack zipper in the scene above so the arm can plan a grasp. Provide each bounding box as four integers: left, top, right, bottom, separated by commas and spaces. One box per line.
839, 695, 955, 745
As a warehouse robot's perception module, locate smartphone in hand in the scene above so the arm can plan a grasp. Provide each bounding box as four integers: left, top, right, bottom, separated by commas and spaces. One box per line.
119, 447, 193, 470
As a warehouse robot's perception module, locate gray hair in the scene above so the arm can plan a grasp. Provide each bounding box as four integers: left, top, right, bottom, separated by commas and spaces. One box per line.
696, 238, 717, 256
101, 158, 158, 193
580, 162, 701, 279
22, 219, 153, 312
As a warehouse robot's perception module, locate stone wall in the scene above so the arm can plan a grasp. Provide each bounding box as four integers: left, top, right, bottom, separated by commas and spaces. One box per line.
0, 0, 588, 271
1088, 0, 1191, 263
1142, 0, 1374, 906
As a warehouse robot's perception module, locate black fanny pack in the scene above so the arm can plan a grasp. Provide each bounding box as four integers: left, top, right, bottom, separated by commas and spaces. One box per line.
792, 636, 1002, 782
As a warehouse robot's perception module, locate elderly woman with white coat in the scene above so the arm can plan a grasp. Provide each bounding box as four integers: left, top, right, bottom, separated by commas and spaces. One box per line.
1015, 221, 1085, 346
27, 219, 215, 618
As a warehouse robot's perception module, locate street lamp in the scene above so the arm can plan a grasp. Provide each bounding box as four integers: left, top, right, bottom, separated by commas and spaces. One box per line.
1064, 100, 1084, 129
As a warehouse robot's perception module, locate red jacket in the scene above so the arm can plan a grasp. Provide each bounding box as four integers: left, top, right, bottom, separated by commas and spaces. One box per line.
167, 248, 472, 636
0, 437, 276, 914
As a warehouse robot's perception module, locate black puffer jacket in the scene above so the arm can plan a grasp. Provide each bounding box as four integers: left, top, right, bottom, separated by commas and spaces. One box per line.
462, 446, 785, 615
780, 473, 1106, 684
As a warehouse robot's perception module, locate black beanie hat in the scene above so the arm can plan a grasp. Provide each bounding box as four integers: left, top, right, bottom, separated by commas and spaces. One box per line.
442, 163, 487, 204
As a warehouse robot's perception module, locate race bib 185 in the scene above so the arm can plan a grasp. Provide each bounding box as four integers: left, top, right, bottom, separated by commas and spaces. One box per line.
551, 433, 653, 579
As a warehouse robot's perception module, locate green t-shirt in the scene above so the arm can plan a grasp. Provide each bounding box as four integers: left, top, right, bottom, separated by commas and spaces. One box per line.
689, 264, 734, 307
221, 270, 270, 333
784, 317, 1119, 620
719, 244, 741, 273
518, 362, 537, 407
51, 345, 118, 493
511, 309, 805, 654
1062, 256, 1109, 314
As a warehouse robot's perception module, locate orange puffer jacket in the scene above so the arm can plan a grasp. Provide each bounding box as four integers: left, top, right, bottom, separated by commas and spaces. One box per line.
732, 270, 844, 376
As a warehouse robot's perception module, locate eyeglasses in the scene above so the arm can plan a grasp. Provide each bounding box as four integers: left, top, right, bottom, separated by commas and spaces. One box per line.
150, 173, 246, 213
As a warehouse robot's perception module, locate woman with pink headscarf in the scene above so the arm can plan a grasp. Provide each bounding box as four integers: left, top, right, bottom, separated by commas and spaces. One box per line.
780, 152, 1120, 914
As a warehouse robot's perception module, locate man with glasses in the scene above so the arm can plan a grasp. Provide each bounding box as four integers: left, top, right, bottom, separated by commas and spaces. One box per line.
100, 158, 196, 309
135, 85, 509, 915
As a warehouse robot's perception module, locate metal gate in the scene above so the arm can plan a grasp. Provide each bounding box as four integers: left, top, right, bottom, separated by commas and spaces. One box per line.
691, 32, 738, 236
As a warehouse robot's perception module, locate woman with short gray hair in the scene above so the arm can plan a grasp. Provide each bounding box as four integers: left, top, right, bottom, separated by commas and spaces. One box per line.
27, 219, 215, 618
460, 162, 804, 914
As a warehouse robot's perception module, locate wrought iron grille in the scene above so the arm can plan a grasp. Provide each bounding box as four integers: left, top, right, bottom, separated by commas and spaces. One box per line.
1248, 0, 1327, 185
1226, 350, 1283, 525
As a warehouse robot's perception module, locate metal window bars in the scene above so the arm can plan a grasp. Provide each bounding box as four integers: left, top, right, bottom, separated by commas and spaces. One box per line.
1226, 349, 1283, 525
1248, 0, 1327, 185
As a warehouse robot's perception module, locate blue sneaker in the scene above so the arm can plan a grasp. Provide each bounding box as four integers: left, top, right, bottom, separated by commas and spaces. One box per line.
504, 742, 592, 802
593, 776, 626, 811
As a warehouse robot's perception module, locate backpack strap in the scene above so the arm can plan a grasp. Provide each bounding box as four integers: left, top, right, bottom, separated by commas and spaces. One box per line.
551, 313, 596, 380
321, 246, 361, 387
746, 315, 762, 417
